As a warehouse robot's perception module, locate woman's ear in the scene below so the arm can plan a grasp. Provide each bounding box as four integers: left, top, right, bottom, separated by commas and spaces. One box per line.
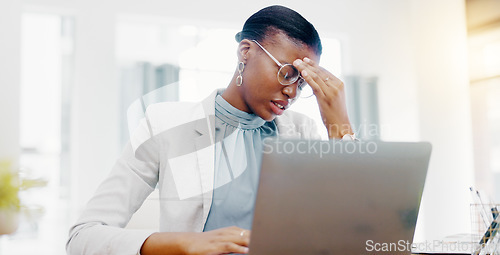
237, 39, 251, 62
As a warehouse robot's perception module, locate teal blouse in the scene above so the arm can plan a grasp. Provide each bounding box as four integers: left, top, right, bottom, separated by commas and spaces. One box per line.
203, 94, 277, 231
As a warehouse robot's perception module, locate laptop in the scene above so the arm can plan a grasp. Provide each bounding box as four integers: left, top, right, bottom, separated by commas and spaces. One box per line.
249, 139, 432, 255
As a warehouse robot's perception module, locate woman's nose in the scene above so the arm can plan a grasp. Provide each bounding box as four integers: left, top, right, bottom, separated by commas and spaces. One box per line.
282, 84, 298, 100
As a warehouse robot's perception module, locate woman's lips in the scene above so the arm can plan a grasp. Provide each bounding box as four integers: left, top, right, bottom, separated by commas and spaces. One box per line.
270, 100, 286, 115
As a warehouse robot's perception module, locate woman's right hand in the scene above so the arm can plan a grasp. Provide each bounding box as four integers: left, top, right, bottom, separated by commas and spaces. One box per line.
140, 226, 251, 255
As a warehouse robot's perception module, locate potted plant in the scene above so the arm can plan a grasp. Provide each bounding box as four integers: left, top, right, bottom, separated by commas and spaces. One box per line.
0, 161, 46, 235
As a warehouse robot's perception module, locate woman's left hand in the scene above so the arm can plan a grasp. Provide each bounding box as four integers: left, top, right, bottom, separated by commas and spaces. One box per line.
293, 57, 353, 139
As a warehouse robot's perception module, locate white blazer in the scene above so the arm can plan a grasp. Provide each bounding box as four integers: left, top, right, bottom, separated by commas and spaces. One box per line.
67, 89, 320, 255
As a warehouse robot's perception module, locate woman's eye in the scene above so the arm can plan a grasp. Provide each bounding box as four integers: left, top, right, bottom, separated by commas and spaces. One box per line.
298, 79, 305, 89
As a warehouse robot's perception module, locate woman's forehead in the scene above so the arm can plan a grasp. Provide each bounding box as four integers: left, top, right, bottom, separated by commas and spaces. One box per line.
261, 33, 320, 63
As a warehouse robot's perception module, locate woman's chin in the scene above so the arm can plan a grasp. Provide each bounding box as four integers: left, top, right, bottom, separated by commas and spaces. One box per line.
261, 112, 277, 122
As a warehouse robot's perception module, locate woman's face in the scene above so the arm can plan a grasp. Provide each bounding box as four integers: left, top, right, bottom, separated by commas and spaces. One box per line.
239, 33, 319, 121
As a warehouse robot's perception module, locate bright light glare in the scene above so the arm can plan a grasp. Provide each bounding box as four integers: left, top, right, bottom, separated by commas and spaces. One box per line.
482, 41, 500, 76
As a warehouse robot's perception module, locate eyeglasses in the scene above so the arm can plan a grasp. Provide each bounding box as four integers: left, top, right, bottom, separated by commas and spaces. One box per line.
252, 40, 312, 98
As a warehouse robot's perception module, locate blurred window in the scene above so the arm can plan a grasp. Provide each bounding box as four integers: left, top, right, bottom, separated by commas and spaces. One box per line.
468, 26, 500, 201
2, 13, 74, 255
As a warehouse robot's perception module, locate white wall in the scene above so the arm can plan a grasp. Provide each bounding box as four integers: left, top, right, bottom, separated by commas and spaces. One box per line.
411, 0, 474, 240
0, 0, 21, 166
1, 0, 474, 242
69, 0, 121, 218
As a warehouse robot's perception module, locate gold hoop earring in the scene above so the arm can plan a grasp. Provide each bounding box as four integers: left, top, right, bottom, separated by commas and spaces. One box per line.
236, 61, 245, 86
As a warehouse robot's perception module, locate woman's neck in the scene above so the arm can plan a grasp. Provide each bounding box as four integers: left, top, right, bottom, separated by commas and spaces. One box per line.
221, 75, 251, 114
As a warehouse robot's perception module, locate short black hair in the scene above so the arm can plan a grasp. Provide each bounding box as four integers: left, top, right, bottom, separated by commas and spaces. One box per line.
235, 5, 322, 56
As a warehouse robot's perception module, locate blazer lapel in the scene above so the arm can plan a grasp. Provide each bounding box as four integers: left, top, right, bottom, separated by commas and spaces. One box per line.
194, 90, 219, 224
275, 112, 300, 138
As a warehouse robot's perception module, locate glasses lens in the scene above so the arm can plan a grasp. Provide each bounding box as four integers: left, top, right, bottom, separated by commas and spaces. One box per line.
298, 78, 314, 98
277, 64, 299, 85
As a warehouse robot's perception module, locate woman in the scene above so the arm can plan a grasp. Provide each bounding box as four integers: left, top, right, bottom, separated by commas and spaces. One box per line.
67, 5, 354, 255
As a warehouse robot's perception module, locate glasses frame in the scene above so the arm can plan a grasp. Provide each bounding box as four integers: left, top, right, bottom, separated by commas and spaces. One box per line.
251, 40, 307, 90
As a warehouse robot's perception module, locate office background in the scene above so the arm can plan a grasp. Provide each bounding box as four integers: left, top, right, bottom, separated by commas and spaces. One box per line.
0, 0, 499, 254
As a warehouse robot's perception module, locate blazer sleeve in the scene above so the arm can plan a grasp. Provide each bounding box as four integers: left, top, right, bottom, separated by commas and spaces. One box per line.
298, 113, 321, 140
66, 138, 160, 255
276, 110, 322, 140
